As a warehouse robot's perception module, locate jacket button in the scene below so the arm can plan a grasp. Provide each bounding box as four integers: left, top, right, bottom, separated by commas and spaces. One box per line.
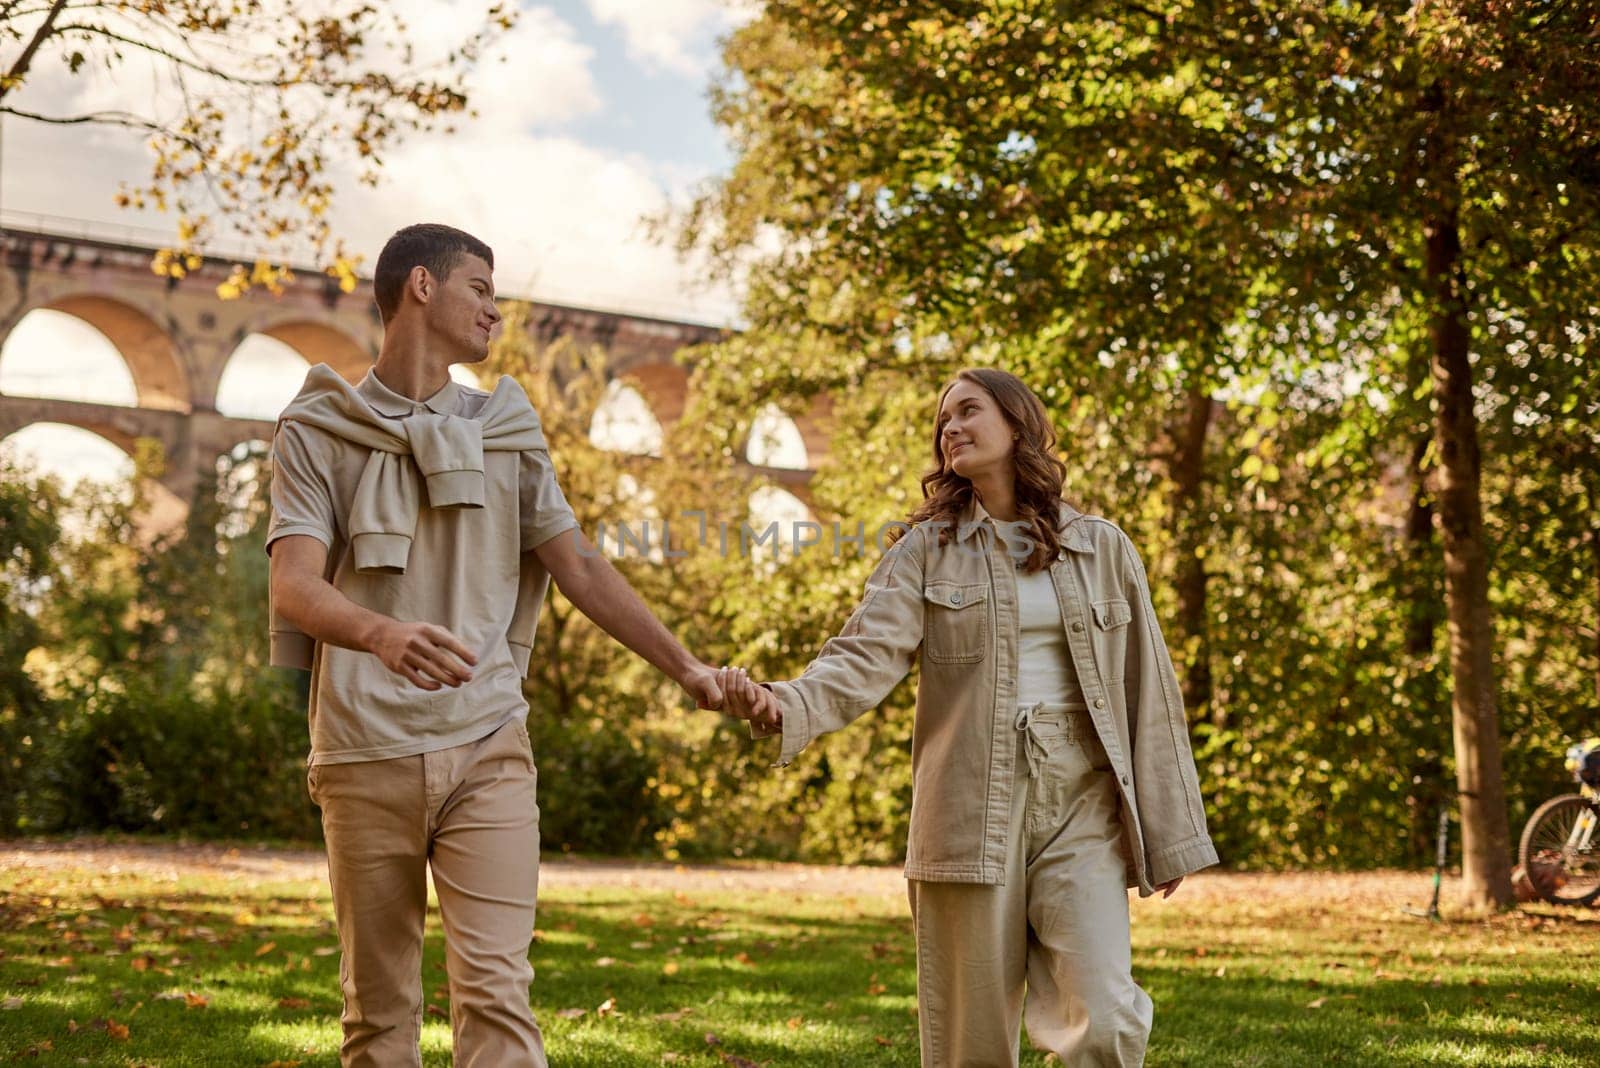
1121, 775, 1130, 785
1072, 621, 1086, 633
1094, 699, 1106, 709
950, 590, 963, 605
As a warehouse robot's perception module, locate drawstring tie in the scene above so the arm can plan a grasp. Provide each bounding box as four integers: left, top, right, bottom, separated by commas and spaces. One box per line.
1015, 702, 1089, 778
1016, 703, 1051, 780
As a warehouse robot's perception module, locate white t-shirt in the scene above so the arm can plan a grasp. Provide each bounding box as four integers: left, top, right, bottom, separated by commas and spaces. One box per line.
1015, 565, 1083, 707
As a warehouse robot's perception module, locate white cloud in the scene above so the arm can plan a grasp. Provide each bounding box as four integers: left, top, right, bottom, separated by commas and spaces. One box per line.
339, 129, 736, 320
584, 0, 749, 77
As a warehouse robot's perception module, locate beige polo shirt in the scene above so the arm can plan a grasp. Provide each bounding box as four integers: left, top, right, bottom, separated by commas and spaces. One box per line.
266, 370, 579, 765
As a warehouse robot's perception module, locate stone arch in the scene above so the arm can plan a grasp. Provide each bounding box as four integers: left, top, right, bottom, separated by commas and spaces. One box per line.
256, 319, 373, 383
212, 317, 373, 419
590, 378, 664, 456
746, 404, 810, 470
4, 296, 189, 411
615, 361, 690, 428
0, 420, 188, 531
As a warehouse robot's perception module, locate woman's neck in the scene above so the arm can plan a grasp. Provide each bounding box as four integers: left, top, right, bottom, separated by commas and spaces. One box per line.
972, 475, 1017, 523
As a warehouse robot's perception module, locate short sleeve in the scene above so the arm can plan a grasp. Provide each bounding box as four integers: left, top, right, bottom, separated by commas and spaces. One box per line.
266, 420, 338, 553
519, 445, 579, 551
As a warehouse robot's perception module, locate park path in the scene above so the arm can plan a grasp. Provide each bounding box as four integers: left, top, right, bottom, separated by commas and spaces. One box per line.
1, 838, 1451, 910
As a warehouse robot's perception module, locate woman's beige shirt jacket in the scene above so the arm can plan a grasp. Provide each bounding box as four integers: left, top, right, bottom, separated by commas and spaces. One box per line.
758, 500, 1219, 896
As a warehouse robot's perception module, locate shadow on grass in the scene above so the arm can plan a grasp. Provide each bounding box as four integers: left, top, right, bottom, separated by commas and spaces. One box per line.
5, 881, 1597, 1067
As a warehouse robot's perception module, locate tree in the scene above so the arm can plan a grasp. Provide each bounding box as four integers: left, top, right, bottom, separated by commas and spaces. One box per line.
682, 0, 1600, 907
1, 0, 515, 292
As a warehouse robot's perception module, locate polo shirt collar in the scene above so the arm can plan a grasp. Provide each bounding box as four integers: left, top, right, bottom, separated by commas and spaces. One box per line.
359, 369, 463, 418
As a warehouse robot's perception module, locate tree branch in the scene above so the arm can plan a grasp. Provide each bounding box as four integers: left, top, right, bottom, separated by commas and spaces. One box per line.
55, 22, 289, 87
3, 0, 69, 99
0, 104, 203, 153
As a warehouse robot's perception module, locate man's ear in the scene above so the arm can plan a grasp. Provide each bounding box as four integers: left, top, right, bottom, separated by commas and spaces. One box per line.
407, 265, 434, 306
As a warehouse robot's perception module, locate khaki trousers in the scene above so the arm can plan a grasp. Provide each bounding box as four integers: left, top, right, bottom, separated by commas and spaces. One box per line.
907, 703, 1153, 1067
307, 717, 545, 1068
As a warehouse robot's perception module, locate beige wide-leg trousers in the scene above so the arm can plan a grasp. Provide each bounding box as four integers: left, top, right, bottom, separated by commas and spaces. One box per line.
907, 702, 1153, 1067
307, 718, 546, 1068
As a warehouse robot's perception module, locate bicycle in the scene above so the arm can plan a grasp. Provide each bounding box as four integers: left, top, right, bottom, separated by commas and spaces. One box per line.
1518, 737, 1600, 907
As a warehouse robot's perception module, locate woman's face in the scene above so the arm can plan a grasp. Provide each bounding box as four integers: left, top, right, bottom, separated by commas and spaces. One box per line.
937, 379, 1015, 482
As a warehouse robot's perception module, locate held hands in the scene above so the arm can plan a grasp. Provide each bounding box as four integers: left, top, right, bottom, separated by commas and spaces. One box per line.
717, 666, 782, 731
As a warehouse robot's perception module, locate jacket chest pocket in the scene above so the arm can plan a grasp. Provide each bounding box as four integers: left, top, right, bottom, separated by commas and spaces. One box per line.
1092, 597, 1131, 681
924, 581, 989, 664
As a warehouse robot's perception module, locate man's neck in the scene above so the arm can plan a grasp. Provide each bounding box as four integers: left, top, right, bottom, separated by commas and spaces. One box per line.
373, 331, 450, 401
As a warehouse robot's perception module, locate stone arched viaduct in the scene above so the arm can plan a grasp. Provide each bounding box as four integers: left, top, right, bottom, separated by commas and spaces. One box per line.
0, 226, 824, 512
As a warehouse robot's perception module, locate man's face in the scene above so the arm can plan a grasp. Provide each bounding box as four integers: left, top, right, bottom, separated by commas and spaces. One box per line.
427, 253, 501, 363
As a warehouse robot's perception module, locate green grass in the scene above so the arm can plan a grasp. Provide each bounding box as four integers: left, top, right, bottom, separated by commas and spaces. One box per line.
1, 856, 1596, 1066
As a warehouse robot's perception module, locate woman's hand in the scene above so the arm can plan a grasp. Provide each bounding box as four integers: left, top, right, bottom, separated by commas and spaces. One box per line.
718, 667, 782, 730
1156, 877, 1184, 899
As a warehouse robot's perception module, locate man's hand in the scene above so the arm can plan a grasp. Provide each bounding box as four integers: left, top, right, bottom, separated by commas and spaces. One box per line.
718, 667, 782, 730
1156, 877, 1184, 900
680, 661, 724, 711
368, 619, 477, 691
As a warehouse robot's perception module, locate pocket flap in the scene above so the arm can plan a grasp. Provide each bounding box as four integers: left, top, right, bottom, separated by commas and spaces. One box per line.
924, 582, 987, 610
1092, 598, 1131, 629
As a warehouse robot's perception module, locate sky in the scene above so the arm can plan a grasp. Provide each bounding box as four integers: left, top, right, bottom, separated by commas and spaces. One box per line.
0, 0, 797, 487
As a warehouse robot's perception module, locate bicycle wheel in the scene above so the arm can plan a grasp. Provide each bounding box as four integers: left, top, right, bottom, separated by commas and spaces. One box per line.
1519, 794, 1600, 906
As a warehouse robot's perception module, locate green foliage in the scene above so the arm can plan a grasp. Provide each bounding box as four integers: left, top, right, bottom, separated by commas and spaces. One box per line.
5, 449, 316, 839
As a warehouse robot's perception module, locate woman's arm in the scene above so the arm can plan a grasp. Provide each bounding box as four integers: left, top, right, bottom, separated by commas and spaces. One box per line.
757, 529, 929, 766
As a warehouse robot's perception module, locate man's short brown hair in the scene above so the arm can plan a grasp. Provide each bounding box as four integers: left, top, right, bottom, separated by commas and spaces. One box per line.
373, 224, 494, 323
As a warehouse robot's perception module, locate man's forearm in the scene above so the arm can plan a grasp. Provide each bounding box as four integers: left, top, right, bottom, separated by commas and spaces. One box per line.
559, 555, 698, 684
274, 571, 391, 655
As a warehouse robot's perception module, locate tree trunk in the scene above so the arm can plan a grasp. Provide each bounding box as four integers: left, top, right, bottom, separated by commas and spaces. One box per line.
1592, 519, 1600, 705
1403, 434, 1439, 660
1425, 205, 1514, 910
1170, 380, 1214, 722
1403, 432, 1446, 861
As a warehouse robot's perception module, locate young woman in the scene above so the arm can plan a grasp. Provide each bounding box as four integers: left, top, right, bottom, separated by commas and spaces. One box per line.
723, 368, 1217, 1067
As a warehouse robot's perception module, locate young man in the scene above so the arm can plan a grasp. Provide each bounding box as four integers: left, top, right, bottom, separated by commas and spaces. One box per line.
266, 223, 725, 1067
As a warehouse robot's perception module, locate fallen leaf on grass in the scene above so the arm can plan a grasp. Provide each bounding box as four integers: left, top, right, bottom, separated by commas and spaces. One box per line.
2, 996, 22, 1010
720, 1055, 761, 1068
255, 941, 278, 957
1306, 997, 1327, 1009
426, 1005, 447, 1019
184, 992, 209, 1009
595, 957, 617, 967
786, 1016, 802, 1030
662, 961, 680, 976
107, 1018, 131, 1040
262, 1060, 302, 1067
653, 1008, 692, 1023
312, 946, 339, 957
596, 998, 618, 1018
875, 1035, 893, 1046
556, 1008, 587, 1020
277, 998, 311, 1011
15, 1040, 53, 1057
733, 952, 753, 966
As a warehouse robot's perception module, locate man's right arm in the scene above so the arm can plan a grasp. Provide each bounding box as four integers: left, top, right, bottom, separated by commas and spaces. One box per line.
269, 534, 476, 691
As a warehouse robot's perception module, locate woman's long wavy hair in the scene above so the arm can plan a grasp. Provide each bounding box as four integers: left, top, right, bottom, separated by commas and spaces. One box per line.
896, 368, 1069, 574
